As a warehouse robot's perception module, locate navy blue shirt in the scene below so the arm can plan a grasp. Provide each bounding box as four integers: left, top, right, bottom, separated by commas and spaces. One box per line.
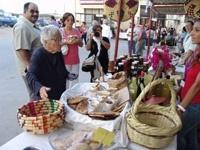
26, 47, 69, 100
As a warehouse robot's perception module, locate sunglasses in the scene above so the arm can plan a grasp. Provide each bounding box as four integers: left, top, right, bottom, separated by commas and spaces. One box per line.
30, 9, 39, 14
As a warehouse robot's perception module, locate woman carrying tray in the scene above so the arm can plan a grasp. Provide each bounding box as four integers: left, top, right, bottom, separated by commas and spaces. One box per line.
177, 19, 200, 150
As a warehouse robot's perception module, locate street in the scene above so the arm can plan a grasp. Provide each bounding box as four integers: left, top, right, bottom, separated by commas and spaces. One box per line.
0, 27, 129, 145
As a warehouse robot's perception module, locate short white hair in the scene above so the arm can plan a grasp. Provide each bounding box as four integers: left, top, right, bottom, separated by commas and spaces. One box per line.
40, 25, 61, 45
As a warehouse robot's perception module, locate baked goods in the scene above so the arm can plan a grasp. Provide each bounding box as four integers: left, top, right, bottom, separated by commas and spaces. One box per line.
51, 130, 102, 150
88, 111, 120, 120
68, 104, 77, 110
76, 99, 88, 114
107, 72, 127, 89
89, 142, 101, 150
112, 102, 127, 113
68, 96, 88, 105
69, 143, 91, 150
52, 139, 66, 150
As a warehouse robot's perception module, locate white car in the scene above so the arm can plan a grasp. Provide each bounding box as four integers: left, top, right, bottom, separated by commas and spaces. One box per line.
119, 31, 128, 40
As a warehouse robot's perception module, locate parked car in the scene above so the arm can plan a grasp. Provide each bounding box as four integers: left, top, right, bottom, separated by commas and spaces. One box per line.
0, 15, 17, 27
36, 18, 49, 27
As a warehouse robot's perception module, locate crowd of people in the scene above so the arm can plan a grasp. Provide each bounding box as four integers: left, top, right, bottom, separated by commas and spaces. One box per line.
12, 2, 200, 150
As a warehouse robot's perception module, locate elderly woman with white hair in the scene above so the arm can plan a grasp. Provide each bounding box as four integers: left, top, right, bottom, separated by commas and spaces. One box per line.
26, 25, 77, 100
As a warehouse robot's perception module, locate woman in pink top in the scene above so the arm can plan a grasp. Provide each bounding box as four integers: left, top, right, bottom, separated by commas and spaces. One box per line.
60, 12, 83, 88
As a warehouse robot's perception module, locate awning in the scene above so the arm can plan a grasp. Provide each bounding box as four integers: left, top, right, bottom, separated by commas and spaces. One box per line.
150, 0, 185, 15
153, 4, 185, 15
151, 0, 185, 4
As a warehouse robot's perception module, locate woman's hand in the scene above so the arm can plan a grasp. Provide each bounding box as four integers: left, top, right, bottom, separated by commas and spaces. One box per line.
39, 86, 51, 100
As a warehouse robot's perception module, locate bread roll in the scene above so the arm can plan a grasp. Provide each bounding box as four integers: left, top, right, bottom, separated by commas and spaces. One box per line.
70, 143, 91, 150
68, 96, 88, 105
76, 99, 88, 114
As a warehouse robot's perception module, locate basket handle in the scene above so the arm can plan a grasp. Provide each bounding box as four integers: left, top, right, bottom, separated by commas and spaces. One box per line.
131, 79, 177, 115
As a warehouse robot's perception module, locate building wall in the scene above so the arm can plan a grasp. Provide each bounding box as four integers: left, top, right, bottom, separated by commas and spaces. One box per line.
65, 0, 185, 31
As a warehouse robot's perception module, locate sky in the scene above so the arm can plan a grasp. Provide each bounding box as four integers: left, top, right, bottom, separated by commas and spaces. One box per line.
0, 0, 69, 14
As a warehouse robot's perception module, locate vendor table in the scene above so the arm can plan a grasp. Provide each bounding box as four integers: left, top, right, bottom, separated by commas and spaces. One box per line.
0, 131, 177, 150
1, 82, 178, 150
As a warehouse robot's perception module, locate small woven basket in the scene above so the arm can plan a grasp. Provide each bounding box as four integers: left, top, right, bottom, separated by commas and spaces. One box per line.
17, 100, 65, 134
107, 71, 128, 89
126, 79, 182, 149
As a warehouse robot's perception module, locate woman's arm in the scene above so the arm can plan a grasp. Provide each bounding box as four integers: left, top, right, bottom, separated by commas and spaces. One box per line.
100, 37, 110, 50
180, 72, 200, 108
26, 52, 50, 99
86, 34, 93, 50
26, 55, 43, 98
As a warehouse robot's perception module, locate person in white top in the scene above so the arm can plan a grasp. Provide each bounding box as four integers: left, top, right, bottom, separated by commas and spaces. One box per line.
13, 2, 42, 100
101, 19, 113, 40
182, 21, 197, 78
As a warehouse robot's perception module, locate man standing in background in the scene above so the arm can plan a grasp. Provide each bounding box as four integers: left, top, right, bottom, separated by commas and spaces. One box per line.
13, 2, 42, 100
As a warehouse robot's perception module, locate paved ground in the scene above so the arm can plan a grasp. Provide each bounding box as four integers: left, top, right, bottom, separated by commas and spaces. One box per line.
0, 27, 129, 146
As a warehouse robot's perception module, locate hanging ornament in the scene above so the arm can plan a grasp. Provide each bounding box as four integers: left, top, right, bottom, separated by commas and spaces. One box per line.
184, 0, 200, 18
104, 0, 139, 22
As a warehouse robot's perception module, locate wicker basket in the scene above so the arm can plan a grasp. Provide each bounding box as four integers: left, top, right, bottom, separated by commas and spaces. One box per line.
17, 100, 65, 134
126, 79, 182, 149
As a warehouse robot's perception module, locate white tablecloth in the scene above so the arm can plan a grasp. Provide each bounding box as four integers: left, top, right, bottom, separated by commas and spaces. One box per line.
0, 131, 177, 150
1, 82, 177, 150
0, 132, 52, 150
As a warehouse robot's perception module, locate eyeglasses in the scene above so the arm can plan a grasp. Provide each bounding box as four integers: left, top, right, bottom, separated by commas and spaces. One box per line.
30, 9, 39, 14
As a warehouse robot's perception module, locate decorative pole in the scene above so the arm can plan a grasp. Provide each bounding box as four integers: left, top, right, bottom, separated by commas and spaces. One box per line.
114, 0, 124, 62
146, 6, 152, 60
129, 16, 135, 56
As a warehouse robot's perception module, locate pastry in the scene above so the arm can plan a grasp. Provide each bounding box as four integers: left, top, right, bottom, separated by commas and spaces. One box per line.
68, 96, 88, 105
88, 111, 120, 120
70, 143, 91, 150
89, 142, 101, 150
76, 99, 88, 114
52, 139, 67, 150
69, 104, 77, 110
96, 90, 110, 96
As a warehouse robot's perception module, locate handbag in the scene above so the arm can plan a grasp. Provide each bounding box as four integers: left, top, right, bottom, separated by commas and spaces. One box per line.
82, 55, 96, 72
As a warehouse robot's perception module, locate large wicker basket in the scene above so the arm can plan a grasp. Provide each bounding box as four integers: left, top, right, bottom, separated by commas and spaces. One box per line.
17, 100, 65, 134
126, 79, 182, 149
